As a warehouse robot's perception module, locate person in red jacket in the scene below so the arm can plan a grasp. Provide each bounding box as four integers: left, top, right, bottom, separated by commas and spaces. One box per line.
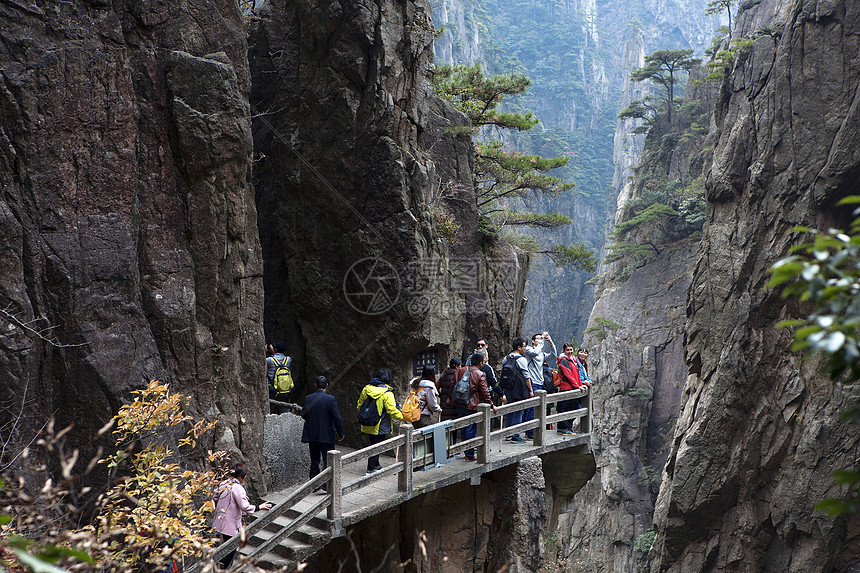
557, 343, 585, 435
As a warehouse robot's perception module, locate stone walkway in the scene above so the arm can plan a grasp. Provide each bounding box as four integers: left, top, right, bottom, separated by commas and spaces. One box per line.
265, 428, 590, 529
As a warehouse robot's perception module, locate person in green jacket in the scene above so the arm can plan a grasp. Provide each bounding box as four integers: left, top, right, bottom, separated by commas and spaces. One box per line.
357, 368, 403, 475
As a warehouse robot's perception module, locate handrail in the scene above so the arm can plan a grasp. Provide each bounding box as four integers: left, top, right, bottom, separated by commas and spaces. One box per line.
202, 387, 590, 570
238, 493, 330, 570
340, 433, 404, 465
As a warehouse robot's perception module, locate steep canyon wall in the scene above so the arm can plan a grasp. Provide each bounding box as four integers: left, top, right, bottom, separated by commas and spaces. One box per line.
0, 0, 531, 508
572, 0, 860, 570
650, 0, 860, 570
0, 0, 268, 487
562, 67, 719, 569
248, 0, 528, 438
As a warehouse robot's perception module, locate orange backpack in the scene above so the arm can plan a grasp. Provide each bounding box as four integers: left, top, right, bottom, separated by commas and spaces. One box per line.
400, 390, 422, 423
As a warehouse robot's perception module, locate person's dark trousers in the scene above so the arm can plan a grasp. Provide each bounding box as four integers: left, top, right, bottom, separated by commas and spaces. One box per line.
367, 433, 387, 471
544, 384, 555, 424
219, 533, 236, 569
268, 386, 292, 414
268, 384, 277, 413
309, 441, 334, 479
524, 384, 542, 438
557, 397, 582, 431
505, 403, 525, 439
455, 405, 477, 458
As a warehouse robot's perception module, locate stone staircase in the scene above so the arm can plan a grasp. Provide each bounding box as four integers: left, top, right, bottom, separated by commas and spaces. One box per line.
240, 505, 334, 569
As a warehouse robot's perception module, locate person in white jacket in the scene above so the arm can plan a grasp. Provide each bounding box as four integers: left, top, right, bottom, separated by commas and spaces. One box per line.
411, 366, 442, 428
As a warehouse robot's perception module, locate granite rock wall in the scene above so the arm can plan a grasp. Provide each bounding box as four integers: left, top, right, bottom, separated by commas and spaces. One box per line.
0, 0, 267, 488
650, 0, 860, 570
248, 0, 527, 440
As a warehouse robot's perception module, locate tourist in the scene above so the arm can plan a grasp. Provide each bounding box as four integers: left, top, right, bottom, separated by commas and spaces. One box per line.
300, 376, 345, 492
437, 358, 461, 423
412, 366, 441, 428
454, 353, 497, 461
577, 347, 593, 388
556, 344, 584, 435
470, 338, 505, 404
522, 332, 556, 438
266, 341, 293, 412
500, 338, 532, 443
213, 462, 273, 568
356, 369, 403, 475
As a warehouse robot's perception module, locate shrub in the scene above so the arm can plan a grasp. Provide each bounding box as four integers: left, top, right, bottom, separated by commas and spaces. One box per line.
1, 380, 225, 572
634, 526, 656, 552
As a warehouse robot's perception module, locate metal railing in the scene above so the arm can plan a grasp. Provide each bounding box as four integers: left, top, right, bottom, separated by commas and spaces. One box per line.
196, 387, 590, 570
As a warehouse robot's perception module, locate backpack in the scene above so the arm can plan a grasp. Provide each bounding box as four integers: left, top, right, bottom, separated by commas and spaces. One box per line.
544, 365, 558, 393
272, 356, 294, 393
357, 393, 383, 426
499, 355, 525, 392
452, 369, 471, 406
552, 370, 562, 388
400, 390, 422, 423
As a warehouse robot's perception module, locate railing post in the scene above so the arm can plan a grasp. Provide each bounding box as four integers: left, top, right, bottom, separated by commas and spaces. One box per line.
477, 403, 491, 464
535, 390, 547, 446
580, 389, 591, 435
327, 450, 342, 529
398, 423, 414, 496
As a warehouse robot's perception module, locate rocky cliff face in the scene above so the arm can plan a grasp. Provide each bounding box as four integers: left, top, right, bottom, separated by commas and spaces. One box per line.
248, 0, 527, 435
650, 0, 860, 570
0, 0, 267, 486
561, 243, 694, 572
431, 0, 486, 65
560, 68, 717, 569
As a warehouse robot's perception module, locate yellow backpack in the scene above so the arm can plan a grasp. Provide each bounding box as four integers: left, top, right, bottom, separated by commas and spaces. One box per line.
272, 356, 294, 393
400, 390, 422, 423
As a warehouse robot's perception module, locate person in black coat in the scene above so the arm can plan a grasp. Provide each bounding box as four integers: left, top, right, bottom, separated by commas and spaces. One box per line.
301, 376, 345, 492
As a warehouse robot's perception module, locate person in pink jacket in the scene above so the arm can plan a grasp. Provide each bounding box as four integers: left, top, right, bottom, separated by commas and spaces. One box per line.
213, 462, 272, 568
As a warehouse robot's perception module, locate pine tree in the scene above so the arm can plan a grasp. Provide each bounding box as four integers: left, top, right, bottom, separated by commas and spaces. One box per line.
434, 63, 595, 270
617, 96, 662, 134
630, 49, 702, 122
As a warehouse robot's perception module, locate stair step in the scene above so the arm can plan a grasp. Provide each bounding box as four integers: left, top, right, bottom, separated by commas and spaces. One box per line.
252, 551, 298, 570
272, 512, 331, 531
241, 533, 308, 559
290, 527, 328, 545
